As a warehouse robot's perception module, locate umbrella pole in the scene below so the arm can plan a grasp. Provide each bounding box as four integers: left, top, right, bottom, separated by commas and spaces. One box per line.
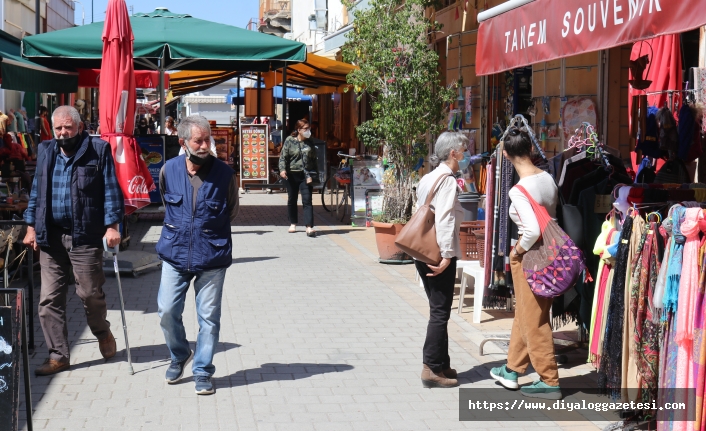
236, 76, 241, 125
160, 51, 166, 133
257, 72, 261, 122
283, 63, 287, 135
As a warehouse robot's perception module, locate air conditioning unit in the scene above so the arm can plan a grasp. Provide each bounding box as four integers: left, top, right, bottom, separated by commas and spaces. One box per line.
314, 0, 327, 30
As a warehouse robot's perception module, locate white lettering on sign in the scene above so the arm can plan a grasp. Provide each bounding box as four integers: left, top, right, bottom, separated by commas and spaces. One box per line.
600, 0, 610, 28
629, 0, 639, 19
563, 12, 571, 37
127, 176, 149, 194
614, 0, 623, 25
504, 19, 546, 53
649, 0, 661, 13
588, 3, 597, 31
527, 23, 536, 46
574, 7, 585, 34
538, 20, 546, 44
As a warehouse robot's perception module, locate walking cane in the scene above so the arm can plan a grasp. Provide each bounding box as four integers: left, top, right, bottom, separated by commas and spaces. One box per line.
103, 238, 134, 375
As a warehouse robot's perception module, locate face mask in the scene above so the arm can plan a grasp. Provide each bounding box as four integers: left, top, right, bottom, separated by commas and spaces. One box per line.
184, 144, 211, 166
56, 133, 82, 153
457, 151, 472, 171
301, 130, 311, 139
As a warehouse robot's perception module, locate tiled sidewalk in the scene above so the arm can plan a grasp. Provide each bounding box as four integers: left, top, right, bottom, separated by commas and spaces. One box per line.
16, 191, 606, 431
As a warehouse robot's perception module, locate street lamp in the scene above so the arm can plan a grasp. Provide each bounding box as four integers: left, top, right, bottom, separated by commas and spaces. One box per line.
71, 0, 85, 26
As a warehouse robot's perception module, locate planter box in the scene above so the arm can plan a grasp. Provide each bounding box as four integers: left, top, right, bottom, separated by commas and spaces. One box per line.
372, 221, 412, 264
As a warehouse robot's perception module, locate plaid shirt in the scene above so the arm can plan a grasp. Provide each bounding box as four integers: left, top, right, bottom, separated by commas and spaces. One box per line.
50, 152, 74, 229
25, 141, 123, 228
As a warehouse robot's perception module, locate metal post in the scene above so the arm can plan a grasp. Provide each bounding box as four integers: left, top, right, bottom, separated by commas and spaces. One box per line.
282, 63, 287, 134
20, 290, 33, 431
236, 76, 241, 125
91, 0, 94, 22
160, 52, 166, 133
27, 246, 34, 352
257, 72, 262, 122
35, 0, 40, 122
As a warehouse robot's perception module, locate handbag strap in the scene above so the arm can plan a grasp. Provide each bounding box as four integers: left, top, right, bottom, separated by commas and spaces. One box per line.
425, 174, 454, 206
513, 184, 552, 232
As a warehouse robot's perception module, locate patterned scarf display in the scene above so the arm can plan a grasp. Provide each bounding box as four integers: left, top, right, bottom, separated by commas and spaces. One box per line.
599, 215, 634, 398
630, 222, 661, 405
694, 220, 706, 431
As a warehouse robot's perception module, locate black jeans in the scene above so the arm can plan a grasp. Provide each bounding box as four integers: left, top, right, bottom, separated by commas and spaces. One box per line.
286, 171, 314, 227
415, 257, 457, 373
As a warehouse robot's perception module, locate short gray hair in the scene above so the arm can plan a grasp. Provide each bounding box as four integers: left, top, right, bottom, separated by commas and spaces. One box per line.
51, 106, 81, 128
430, 132, 468, 167
177, 115, 210, 141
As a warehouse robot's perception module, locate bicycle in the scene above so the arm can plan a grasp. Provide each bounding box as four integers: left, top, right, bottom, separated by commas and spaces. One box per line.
321, 152, 356, 221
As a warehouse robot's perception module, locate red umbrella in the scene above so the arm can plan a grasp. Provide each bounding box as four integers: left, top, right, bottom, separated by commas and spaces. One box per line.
99, 0, 154, 215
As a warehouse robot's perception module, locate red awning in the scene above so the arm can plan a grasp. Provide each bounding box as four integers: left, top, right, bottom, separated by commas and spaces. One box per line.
476, 0, 706, 76
77, 68, 169, 89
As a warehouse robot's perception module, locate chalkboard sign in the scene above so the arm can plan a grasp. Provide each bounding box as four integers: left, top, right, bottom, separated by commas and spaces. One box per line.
0, 293, 22, 431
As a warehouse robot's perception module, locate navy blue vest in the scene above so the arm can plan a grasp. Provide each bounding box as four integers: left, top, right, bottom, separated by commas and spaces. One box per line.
156, 155, 233, 272
33, 133, 119, 248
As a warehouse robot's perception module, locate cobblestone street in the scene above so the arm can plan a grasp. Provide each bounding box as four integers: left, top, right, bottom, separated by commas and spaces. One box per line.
17, 192, 604, 431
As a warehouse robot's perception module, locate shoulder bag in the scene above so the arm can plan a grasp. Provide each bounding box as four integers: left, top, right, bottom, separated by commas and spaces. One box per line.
394, 174, 453, 265
514, 184, 587, 298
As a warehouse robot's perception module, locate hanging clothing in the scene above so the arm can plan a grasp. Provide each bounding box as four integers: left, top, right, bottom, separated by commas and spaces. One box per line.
598, 215, 634, 398
693, 219, 706, 431
622, 214, 645, 401
588, 221, 619, 367
629, 222, 661, 405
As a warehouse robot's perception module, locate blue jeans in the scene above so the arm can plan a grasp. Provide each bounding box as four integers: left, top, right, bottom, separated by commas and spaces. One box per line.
157, 261, 226, 377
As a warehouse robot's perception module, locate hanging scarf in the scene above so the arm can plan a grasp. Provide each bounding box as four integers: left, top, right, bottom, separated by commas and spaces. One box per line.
663, 205, 687, 317
588, 221, 617, 367
623, 214, 645, 401
598, 215, 634, 398
693, 219, 706, 431
654, 219, 673, 320
676, 208, 704, 346
630, 222, 661, 405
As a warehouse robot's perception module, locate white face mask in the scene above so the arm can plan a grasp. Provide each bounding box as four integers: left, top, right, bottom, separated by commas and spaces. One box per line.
301, 130, 311, 139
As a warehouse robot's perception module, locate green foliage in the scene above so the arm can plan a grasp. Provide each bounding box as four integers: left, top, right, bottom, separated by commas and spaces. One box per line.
343, 0, 455, 223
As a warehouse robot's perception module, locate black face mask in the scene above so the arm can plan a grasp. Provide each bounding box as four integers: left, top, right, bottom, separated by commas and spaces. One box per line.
183, 145, 210, 166
56, 133, 82, 153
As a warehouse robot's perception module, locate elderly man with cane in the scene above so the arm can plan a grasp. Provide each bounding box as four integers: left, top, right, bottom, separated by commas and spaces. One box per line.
156, 115, 239, 395
23, 105, 124, 376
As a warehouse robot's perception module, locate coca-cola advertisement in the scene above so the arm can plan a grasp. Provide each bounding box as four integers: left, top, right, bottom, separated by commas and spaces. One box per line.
136, 135, 165, 204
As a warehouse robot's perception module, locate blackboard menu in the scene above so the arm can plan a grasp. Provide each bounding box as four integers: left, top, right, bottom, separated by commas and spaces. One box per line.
0, 297, 21, 430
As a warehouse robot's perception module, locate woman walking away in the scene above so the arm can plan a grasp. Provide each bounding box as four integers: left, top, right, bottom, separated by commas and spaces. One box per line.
278, 119, 319, 237
416, 132, 471, 388
489, 127, 562, 400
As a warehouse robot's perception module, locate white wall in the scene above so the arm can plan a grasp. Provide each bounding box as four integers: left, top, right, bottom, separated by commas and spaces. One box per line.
290, 0, 347, 52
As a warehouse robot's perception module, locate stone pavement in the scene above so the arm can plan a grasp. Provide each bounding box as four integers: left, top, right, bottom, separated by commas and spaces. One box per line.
16, 191, 609, 431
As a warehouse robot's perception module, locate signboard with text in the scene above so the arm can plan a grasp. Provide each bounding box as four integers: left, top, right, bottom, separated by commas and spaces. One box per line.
476, 0, 706, 75
239, 123, 269, 182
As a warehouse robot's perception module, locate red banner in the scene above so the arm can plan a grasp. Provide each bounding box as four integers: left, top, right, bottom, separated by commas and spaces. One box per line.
77, 69, 168, 89
476, 0, 706, 76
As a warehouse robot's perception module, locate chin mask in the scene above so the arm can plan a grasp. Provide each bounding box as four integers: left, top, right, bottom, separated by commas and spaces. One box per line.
56, 133, 82, 152
184, 145, 210, 166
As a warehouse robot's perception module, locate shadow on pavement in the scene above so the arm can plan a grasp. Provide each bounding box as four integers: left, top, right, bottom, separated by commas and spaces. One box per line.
231, 230, 273, 235
232, 256, 278, 264
212, 363, 354, 388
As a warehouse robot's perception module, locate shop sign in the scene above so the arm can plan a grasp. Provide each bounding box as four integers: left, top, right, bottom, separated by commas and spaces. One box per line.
476, 0, 706, 75
350, 160, 384, 227
240, 124, 269, 181
212, 127, 235, 166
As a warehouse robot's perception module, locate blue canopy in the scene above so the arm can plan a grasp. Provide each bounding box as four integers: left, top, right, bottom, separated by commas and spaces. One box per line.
226, 86, 312, 105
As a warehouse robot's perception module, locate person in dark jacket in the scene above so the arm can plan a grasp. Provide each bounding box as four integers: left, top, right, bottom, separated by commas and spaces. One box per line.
156, 115, 239, 395
23, 105, 124, 376
278, 118, 318, 237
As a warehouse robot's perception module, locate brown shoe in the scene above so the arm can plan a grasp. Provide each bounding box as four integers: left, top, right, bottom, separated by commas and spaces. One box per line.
35, 358, 70, 376
421, 364, 458, 388
442, 367, 458, 379
98, 331, 117, 359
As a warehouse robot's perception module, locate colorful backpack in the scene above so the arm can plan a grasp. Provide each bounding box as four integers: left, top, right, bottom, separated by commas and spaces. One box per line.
514, 185, 587, 298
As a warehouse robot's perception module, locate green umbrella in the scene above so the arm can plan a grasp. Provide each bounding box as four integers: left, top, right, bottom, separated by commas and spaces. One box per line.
22, 7, 307, 126
0, 29, 77, 94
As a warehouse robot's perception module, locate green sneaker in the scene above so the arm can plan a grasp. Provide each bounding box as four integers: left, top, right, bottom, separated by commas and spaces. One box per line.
490, 365, 519, 389
520, 380, 562, 400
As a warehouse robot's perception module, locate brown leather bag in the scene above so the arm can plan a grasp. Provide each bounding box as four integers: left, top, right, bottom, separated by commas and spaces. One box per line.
394, 174, 453, 265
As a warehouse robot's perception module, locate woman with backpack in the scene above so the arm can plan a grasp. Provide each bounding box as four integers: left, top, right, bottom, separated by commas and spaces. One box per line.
489, 127, 562, 400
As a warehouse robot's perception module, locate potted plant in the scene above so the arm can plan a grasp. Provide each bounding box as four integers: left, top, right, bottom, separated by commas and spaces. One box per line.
343, 0, 455, 262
